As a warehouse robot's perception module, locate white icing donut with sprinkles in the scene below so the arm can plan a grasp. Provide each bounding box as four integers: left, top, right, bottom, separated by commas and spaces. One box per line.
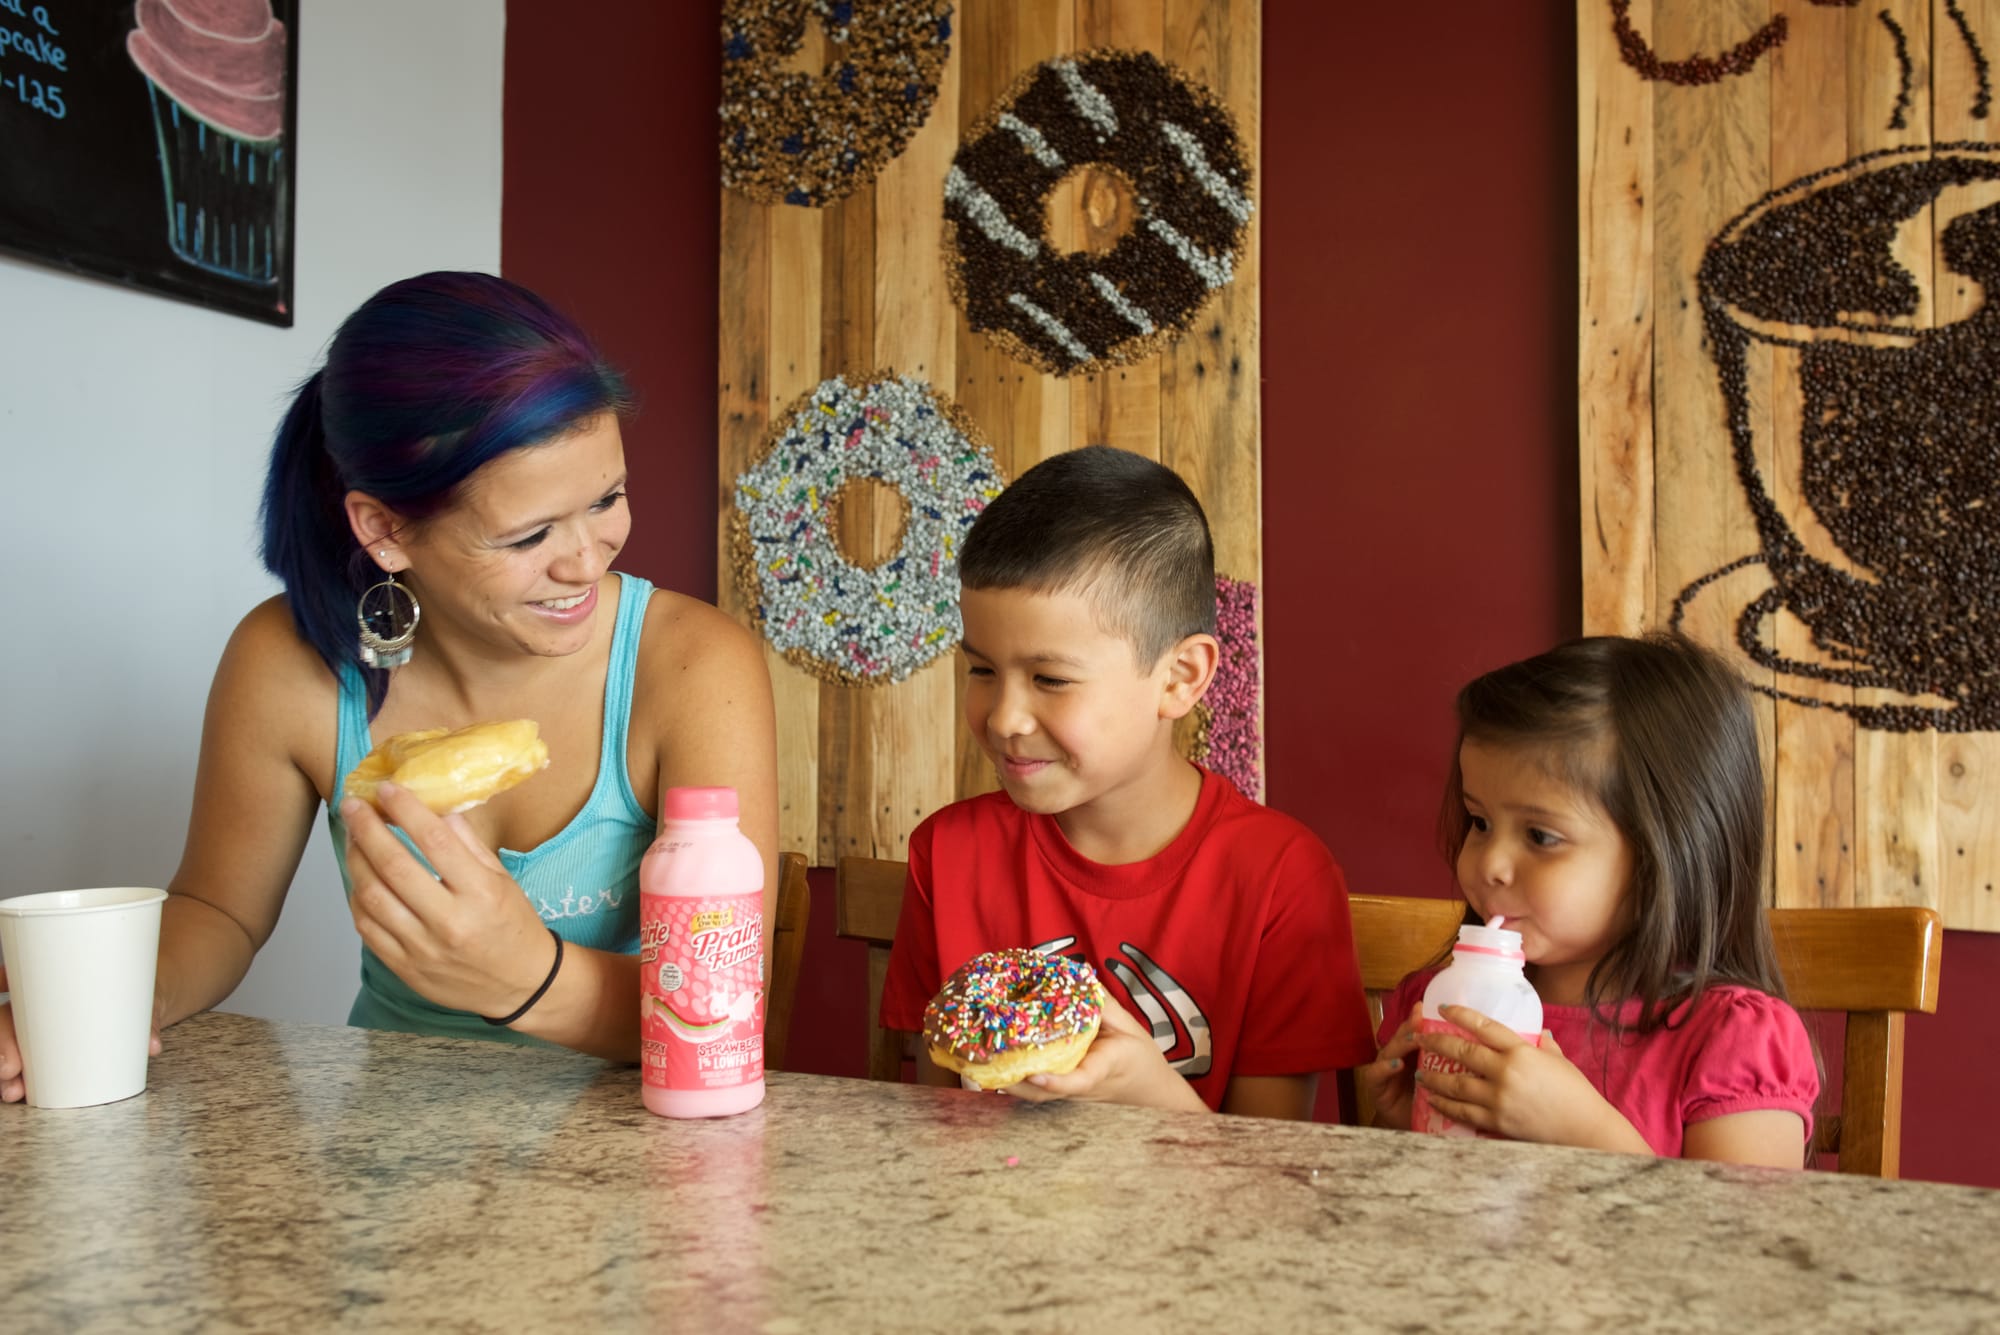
731, 373, 1005, 685
943, 48, 1255, 377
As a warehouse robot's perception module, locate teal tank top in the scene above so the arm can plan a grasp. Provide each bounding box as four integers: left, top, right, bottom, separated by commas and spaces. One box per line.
325, 571, 657, 1045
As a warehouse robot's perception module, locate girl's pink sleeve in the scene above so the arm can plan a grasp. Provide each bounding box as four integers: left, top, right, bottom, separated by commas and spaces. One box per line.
1682, 989, 1822, 1143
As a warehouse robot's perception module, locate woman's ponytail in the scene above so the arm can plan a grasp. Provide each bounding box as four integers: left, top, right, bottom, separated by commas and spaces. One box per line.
259, 370, 360, 684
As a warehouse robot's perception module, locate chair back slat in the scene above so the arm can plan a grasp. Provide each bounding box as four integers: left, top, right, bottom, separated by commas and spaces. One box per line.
1770, 906, 1939, 1177
835, 857, 907, 944
1769, 907, 1942, 1012
834, 856, 913, 1081
763, 851, 812, 1072
1348, 895, 1463, 1126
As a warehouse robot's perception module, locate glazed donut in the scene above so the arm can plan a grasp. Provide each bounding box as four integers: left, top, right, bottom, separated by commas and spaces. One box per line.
924, 949, 1103, 1090
943, 48, 1255, 377
720, 0, 954, 207
342, 719, 549, 815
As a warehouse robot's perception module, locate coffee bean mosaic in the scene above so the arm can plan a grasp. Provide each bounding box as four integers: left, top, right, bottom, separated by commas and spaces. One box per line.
1607, 0, 1952, 95
1878, 10, 1913, 132
942, 48, 1253, 378
1609, 0, 1788, 86
720, 0, 953, 208
1681, 146, 2000, 732
1946, 0, 1994, 120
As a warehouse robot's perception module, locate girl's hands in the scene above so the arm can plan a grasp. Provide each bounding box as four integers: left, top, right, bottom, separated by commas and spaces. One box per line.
1360, 1014, 1421, 1129
340, 782, 554, 1021
1414, 1005, 1647, 1152
998, 990, 1206, 1113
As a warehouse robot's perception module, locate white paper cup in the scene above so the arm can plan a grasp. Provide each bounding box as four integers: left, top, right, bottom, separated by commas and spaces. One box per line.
0, 887, 167, 1108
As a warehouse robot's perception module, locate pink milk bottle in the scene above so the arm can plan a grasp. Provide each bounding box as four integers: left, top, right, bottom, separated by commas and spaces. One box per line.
639, 786, 767, 1118
1412, 918, 1542, 1138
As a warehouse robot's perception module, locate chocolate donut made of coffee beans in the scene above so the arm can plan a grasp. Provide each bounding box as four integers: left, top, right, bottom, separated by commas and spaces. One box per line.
721, 0, 954, 208
943, 48, 1254, 377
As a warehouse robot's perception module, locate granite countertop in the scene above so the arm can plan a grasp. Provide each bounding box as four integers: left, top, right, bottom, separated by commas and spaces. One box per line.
4, 1012, 1997, 1333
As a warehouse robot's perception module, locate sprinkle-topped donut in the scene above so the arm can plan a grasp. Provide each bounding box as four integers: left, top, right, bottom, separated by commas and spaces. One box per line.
730, 372, 1005, 686
720, 0, 955, 208
924, 949, 1102, 1065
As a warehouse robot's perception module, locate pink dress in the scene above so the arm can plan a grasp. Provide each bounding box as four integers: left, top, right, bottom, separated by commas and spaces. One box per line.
1380, 968, 1821, 1157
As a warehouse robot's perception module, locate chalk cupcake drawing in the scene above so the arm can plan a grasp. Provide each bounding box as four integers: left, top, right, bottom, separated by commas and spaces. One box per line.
126, 0, 289, 288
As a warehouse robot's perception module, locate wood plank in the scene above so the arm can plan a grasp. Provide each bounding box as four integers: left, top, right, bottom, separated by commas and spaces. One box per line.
832, 9, 962, 859
1648, 2, 1775, 892
1768, 0, 1856, 911
764, 197, 827, 864
950, 1, 1074, 805
717, 186, 825, 860
1850, 0, 1939, 913
812, 174, 878, 865
1577, 0, 1655, 638
1163, 0, 1263, 797
1933, 0, 2000, 931
1071, 0, 1165, 463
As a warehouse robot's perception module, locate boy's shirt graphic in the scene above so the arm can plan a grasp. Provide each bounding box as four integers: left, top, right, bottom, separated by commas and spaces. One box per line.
881, 768, 1377, 1109
1029, 936, 1213, 1076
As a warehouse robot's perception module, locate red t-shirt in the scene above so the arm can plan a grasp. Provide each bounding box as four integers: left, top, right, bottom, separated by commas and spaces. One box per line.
1379, 968, 1822, 1157
881, 769, 1377, 1110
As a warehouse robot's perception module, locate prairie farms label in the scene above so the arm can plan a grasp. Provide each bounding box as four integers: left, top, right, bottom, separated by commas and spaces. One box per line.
640, 891, 766, 1092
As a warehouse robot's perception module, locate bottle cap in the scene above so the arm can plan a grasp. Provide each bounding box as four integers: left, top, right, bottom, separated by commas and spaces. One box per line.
662, 786, 739, 821
1455, 922, 1526, 960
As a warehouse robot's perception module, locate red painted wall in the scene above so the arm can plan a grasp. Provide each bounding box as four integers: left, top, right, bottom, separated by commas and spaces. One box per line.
502, 4, 1998, 1188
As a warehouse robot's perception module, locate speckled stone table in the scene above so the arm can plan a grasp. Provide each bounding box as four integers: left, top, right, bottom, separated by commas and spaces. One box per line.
4, 1012, 1998, 1333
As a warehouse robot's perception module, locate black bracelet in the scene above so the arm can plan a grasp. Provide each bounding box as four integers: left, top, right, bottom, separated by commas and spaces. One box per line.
483, 928, 564, 1027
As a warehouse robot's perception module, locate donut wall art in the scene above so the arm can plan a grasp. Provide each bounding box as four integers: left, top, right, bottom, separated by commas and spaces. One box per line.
1581, 0, 2000, 930
719, 1, 1262, 861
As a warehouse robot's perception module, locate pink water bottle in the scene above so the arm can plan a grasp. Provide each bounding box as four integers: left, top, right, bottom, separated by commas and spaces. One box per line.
1412, 919, 1543, 1138
640, 786, 767, 1118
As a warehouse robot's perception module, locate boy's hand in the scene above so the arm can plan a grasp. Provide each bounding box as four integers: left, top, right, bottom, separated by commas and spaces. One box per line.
1002, 990, 1207, 1113
1414, 1005, 1645, 1151
1359, 1013, 1421, 1129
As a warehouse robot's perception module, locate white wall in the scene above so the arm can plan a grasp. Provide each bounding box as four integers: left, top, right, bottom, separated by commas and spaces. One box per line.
0, 1, 506, 1025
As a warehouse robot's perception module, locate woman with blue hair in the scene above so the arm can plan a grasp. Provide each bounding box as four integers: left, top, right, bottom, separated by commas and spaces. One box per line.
0, 272, 778, 1095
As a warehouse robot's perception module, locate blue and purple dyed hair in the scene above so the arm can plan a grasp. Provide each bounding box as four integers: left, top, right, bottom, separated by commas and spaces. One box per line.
259, 271, 631, 710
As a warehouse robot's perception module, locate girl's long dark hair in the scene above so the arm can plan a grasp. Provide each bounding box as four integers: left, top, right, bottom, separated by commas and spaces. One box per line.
258, 272, 630, 712
1438, 634, 1788, 1032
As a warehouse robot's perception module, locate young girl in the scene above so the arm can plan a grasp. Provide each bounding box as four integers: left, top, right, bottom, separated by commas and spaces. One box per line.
1362, 634, 1821, 1168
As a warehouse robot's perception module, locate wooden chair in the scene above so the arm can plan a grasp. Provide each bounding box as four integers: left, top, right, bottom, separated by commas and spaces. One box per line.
1349, 894, 1465, 1126
763, 851, 811, 1072
1770, 906, 1942, 1178
833, 856, 914, 1081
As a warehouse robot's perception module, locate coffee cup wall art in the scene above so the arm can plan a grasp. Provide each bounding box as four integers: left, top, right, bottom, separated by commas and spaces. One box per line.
1581, 0, 2000, 930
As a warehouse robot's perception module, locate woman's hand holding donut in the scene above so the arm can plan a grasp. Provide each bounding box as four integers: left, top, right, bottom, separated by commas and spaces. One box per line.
340, 781, 553, 1020
1360, 1013, 1421, 1129
1003, 992, 1207, 1113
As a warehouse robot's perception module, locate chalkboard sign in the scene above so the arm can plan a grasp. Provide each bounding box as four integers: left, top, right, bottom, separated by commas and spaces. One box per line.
0, 0, 298, 327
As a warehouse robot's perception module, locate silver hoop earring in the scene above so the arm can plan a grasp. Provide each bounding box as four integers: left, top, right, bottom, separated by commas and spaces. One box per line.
357, 571, 420, 669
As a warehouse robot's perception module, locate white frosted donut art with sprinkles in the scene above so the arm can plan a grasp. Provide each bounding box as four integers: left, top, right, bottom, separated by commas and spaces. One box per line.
731, 373, 1005, 685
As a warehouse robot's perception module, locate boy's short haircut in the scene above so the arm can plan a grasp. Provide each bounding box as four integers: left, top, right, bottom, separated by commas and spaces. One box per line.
958, 444, 1217, 666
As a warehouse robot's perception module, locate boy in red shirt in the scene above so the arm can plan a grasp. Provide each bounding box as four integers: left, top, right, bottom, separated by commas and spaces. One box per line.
880, 446, 1375, 1117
